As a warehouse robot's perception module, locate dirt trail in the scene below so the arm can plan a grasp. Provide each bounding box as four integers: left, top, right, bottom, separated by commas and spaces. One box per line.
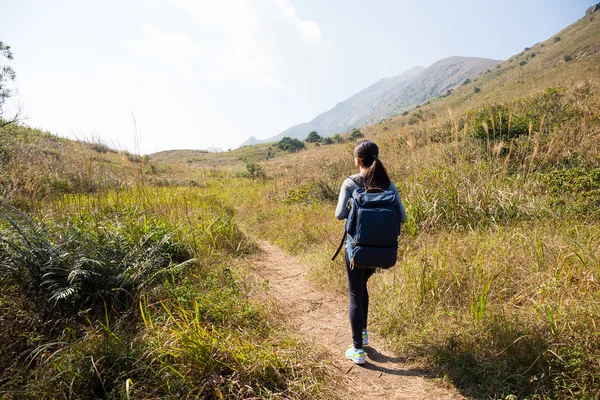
248, 241, 465, 400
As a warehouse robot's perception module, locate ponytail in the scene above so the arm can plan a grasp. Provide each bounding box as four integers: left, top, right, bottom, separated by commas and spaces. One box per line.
364, 158, 391, 190
354, 140, 391, 190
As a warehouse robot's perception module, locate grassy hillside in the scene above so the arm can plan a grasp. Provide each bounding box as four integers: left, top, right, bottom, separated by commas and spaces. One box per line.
364, 11, 600, 137
205, 78, 600, 398
2, 9, 600, 400
0, 127, 332, 399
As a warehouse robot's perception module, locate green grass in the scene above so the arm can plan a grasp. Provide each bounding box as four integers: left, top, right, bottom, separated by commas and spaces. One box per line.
2, 13, 600, 398
0, 186, 332, 399
199, 82, 600, 399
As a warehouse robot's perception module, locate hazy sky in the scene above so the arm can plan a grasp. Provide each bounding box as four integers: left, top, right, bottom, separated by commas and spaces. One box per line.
1, 0, 595, 153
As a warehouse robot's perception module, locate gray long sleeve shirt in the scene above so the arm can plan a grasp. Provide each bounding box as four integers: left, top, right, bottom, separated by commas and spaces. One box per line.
334, 174, 408, 222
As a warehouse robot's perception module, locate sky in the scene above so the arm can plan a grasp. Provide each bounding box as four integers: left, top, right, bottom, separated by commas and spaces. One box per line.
1, 0, 596, 154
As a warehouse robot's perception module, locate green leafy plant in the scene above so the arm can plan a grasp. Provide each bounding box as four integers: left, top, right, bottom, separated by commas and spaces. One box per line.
0, 204, 191, 315
277, 136, 305, 152
348, 128, 364, 141
241, 160, 265, 179
305, 131, 322, 143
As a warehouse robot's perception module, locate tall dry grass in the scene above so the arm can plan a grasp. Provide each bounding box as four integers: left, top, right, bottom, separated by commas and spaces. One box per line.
215, 81, 600, 398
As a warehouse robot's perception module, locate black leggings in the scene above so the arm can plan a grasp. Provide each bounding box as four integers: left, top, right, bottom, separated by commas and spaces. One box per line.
346, 255, 376, 349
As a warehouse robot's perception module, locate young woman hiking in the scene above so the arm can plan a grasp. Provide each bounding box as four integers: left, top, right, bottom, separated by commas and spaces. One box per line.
334, 140, 407, 364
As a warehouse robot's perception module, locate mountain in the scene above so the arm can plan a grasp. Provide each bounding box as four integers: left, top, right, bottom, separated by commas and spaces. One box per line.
241, 56, 500, 146
240, 136, 260, 147
366, 5, 600, 133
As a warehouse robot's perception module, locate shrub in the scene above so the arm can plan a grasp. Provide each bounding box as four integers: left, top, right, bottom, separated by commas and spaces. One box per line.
402, 111, 410, 116
277, 137, 305, 152
333, 134, 344, 143
284, 179, 337, 204
305, 131, 322, 143
123, 151, 142, 163
241, 161, 265, 179
464, 104, 537, 141
553, 36, 561, 43
462, 78, 472, 86
563, 55, 573, 62
322, 137, 334, 145
87, 141, 116, 154
520, 60, 527, 66
474, 87, 481, 94
348, 128, 364, 141
0, 204, 191, 315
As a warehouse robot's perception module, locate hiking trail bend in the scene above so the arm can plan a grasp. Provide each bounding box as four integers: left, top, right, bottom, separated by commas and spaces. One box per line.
248, 241, 465, 400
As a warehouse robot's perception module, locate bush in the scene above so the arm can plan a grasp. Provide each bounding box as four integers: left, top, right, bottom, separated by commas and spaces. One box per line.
277, 137, 305, 152
284, 179, 337, 204
123, 151, 142, 163
520, 60, 527, 66
553, 36, 561, 43
305, 131, 322, 143
241, 161, 265, 179
462, 78, 471, 86
402, 111, 410, 116
563, 55, 573, 62
333, 134, 344, 143
0, 204, 191, 316
464, 104, 537, 141
322, 137, 334, 145
87, 141, 116, 154
474, 87, 481, 94
348, 129, 364, 141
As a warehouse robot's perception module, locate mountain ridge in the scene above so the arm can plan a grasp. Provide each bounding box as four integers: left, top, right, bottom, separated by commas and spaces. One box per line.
240, 56, 500, 147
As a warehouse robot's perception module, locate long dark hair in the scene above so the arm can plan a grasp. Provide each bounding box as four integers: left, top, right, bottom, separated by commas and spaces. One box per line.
354, 140, 391, 190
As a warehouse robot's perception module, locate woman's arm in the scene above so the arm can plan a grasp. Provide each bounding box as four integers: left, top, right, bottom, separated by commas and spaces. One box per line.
334, 178, 353, 220
389, 182, 408, 223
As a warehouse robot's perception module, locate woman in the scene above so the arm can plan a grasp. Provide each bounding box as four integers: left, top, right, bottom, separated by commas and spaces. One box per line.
334, 140, 407, 364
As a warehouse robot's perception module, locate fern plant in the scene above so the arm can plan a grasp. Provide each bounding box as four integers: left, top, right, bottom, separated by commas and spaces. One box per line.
0, 203, 193, 315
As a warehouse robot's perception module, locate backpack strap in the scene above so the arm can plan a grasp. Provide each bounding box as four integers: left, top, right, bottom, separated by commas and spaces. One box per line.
349, 175, 364, 188
331, 176, 362, 262
331, 229, 346, 261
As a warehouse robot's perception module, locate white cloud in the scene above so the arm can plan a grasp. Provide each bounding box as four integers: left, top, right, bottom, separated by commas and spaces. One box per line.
166, 0, 332, 91
259, 76, 298, 93
130, 24, 199, 65
275, 0, 332, 45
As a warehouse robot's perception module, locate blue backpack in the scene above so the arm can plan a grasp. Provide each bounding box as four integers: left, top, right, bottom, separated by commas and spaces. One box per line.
331, 176, 401, 269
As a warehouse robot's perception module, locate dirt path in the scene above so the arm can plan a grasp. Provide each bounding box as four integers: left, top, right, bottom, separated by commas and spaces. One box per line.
247, 241, 465, 400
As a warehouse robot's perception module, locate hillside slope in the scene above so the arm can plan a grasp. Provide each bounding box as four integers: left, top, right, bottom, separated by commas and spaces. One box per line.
367, 8, 600, 134
241, 57, 499, 146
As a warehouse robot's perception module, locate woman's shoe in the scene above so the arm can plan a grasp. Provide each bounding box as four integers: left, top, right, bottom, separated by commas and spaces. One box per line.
345, 346, 366, 364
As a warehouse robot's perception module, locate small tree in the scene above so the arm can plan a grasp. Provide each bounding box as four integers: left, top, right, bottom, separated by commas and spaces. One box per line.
0, 41, 21, 127
306, 131, 322, 143
242, 161, 265, 179
333, 134, 344, 143
277, 137, 305, 152
348, 128, 364, 141
322, 137, 334, 145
